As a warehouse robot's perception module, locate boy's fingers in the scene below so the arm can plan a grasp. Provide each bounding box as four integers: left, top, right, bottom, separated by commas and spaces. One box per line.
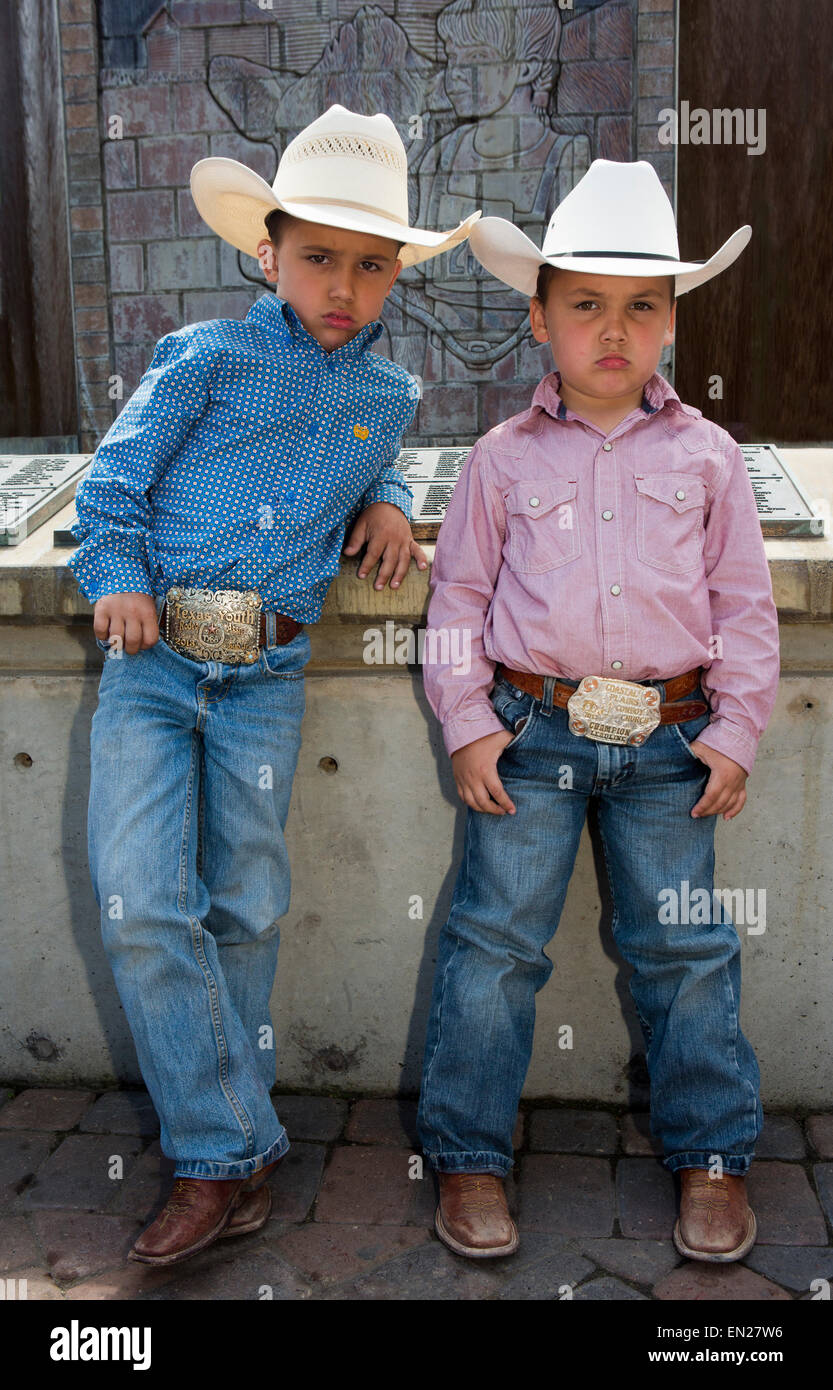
357, 536, 384, 578
410, 538, 429, 570
370, 541, 398, 590
342, 521, 366, 553
455, 775, 490, 813
123, 617, 144, 655
691, 772, 720, 816
692, 773, 738, 818
482, 769, 515, 814
722, 788, 747, 821
386, 544, 413, 590
142, 616, 160, 648
457, 769, 515, 815
466, 781, 505, 814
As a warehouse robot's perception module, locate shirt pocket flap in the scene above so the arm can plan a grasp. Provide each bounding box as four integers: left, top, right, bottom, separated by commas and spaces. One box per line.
505, 479, 578, 519
634, 474, 706, 514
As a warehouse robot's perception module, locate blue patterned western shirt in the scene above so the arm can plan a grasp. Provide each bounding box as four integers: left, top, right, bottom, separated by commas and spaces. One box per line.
67, 293, 418, 621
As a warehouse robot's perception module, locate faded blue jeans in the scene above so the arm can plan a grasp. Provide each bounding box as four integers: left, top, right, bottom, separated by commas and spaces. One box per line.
88, 597, 310, 1179
417, 673, 762, 1178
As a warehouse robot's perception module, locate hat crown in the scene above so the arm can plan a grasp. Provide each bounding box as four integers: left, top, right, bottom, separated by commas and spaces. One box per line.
274, 104, 409, 227
543, 159, 680, 260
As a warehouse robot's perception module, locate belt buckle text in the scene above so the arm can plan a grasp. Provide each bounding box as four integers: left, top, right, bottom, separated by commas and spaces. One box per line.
567, 676, 661, 747
164, 586, 262, 664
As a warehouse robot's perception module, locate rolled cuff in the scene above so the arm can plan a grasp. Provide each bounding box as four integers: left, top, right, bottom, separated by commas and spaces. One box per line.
67, 550, 154, 605
691, 718, 759, 776
173, 1127, 289, 1180
443, 706, 507, 757
360, 480, 413, 519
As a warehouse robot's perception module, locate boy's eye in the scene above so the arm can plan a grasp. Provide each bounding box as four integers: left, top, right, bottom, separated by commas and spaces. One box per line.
632, 301, 654, 311
574, 300, 599, 311
359, 260, 381, 272
306, 254, 331, 265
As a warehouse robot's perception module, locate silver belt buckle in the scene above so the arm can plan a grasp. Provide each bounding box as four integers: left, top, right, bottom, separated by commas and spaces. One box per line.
164, 586, 262, 664
567, 676, 661, 747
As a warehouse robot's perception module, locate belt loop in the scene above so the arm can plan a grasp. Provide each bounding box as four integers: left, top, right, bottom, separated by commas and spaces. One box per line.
540, 674, 555, 719
265, 611, 276, 647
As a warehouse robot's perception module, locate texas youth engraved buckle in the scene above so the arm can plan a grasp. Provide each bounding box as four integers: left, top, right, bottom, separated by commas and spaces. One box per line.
164, 586, 262, 664
567, 676, 661, 747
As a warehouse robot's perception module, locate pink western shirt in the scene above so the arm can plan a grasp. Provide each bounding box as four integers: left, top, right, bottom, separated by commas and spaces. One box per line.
423, 370, 780, 774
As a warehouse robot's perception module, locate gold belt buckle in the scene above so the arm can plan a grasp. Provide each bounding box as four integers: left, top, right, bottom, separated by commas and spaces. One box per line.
164, 587, 262, 664
567, 676, 661, 746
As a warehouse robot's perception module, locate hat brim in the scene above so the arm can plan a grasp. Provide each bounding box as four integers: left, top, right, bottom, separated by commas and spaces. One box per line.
190, 157, 480, 269
468, 216, 752, 297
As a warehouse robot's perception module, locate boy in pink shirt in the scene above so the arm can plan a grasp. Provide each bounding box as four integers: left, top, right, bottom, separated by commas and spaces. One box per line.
417, 160, 779, 1263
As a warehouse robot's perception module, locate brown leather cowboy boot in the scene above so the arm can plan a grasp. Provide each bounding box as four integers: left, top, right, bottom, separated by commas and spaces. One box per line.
435, 1172, 519, 1258
220, 1180, 272, 1237
128, 1176, 248, 1265
673, 1169, 757, 1262
221, 1156, 283, 1237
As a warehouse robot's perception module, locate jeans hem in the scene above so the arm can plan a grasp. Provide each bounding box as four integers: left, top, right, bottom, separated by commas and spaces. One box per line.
172, 1127, 289, 1179
423, 1149, 512, 1176
663, 1150, 753, 1176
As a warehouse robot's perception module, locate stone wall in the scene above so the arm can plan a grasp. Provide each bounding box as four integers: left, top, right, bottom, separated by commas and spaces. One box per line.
57, 0, 675, 452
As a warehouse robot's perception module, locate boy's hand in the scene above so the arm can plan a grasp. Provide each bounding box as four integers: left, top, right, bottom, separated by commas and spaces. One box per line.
450, 729, 520, 815
94, 592, 159, 655
343, 502, 428, 590
689, 741, 747, 820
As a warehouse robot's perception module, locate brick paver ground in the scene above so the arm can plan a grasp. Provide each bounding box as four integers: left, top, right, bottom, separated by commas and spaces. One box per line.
0, 1087, 830, 1301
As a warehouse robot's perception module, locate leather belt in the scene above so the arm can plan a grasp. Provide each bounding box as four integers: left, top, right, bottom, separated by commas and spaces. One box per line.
159, 602, 302, 651
494, 664, 708, 724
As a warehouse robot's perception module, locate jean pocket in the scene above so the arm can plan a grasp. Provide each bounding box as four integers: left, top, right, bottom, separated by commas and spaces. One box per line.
504, 479, 580, 573
490, 679, 537, 750
635, 473, 706, 573
670, 703, 711, 762
259, 645, 306, 680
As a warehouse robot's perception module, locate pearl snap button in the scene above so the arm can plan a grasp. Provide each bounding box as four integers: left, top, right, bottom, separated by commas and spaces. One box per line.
602, 443, 613, 452
610, 584, 621, 595
611, 660, 623, 669
602, 510, 613, 520
529, 496, 540, 507
675, 489, 686, 499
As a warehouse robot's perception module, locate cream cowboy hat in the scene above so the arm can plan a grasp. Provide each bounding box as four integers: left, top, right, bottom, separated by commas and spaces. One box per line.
190, 104, 480, 268
468, 158, 751, 297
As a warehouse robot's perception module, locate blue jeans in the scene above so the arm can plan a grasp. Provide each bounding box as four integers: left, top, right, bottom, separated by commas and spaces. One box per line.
88, 599, 310, 1179
417, 673, 762, 1178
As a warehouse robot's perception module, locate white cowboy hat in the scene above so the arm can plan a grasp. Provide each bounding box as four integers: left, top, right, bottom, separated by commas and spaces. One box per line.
468, 158, 751, 297
190, 104, 480, 268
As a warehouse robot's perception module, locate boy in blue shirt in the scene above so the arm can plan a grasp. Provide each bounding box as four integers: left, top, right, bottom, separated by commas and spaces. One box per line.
68, 105, 478, 1267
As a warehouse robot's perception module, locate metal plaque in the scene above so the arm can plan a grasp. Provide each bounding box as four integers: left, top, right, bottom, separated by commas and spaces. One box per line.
23, 443, 827, 549
740, 444, 825, 538
395, 447, 471, 540
399, 444, 825, 541
0, 454, 92, 546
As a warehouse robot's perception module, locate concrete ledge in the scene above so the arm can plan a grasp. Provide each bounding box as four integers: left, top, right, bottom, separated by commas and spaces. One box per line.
1, 450, 833, 624
1, 448, 832, 1101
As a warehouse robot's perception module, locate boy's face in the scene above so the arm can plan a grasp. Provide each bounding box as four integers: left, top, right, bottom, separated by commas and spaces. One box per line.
257, 219, 402, 352
529, 269, 676, 412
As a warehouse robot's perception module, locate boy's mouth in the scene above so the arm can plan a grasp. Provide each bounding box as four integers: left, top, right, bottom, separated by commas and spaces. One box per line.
323, 312, 354, 328
596, 355, 629, 368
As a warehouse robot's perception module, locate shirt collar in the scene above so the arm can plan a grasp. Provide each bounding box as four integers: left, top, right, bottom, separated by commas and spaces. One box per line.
245, 292, 384, 360
528, 370, 701, 424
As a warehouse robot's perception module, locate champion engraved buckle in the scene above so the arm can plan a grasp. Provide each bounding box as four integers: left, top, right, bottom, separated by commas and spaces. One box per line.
567, 676, 661, 747
164, 586, 262, 665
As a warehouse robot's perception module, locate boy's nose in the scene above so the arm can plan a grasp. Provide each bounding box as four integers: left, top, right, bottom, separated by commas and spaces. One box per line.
329, 274, 355, 302
600, 314, 627, 340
